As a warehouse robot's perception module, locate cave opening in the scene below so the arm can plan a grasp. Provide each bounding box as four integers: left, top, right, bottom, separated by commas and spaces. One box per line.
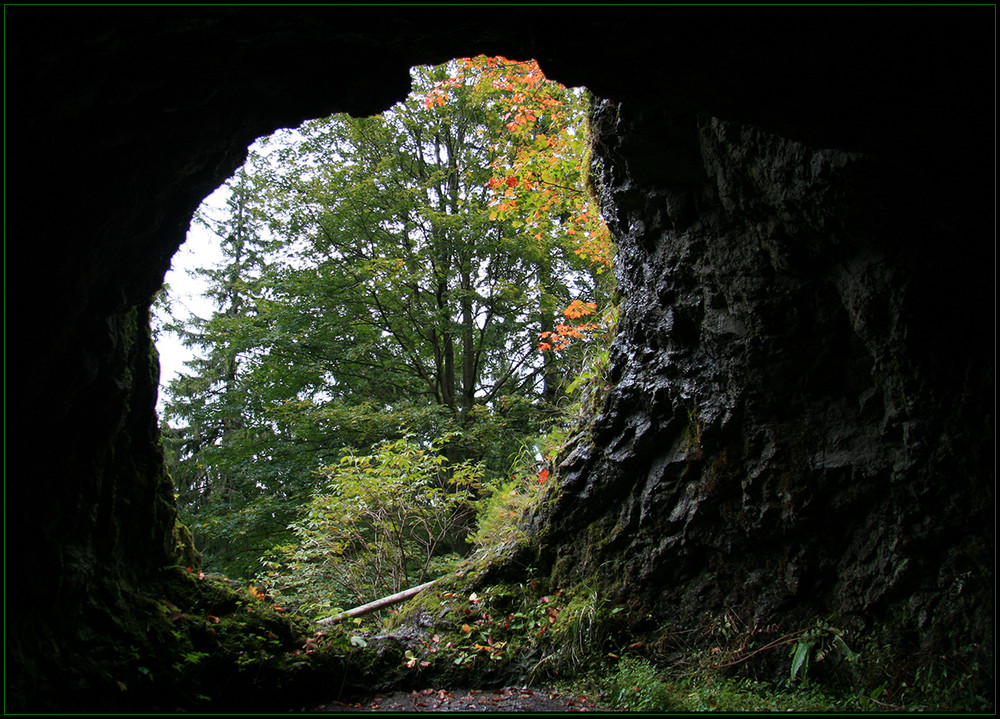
153, 56, 617, 612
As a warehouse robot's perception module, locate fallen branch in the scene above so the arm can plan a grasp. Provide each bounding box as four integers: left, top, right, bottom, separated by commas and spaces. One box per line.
316, 579, 439, 625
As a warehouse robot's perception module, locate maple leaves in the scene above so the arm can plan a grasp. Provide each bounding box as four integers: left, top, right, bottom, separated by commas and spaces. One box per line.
441, 55, 614, 354
538, 299, 602, 352
417, 56, 616, 358
564, 299, 598, 319
422, 55, 611, 250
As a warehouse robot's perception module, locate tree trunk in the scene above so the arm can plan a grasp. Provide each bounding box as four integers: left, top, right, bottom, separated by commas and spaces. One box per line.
315, 579, 438, 625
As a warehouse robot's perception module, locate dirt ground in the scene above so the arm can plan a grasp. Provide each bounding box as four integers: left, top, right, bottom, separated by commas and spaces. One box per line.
302, 686, 605, 712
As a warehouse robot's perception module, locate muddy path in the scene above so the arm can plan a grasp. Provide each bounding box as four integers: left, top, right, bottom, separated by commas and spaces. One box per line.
300, 686, 604, 712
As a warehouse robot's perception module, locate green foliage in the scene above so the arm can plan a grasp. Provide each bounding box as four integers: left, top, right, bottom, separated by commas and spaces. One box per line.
786, 621, 859, 685
253, 60, 601, 415
260, 436, 484, 614
157, 56, 616, 585
468, 433, 560, 552
604, 656, 679, 712
592, 655, 843, 712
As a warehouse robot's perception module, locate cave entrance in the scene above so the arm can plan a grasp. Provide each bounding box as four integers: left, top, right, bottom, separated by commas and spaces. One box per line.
154, 56, 615, 615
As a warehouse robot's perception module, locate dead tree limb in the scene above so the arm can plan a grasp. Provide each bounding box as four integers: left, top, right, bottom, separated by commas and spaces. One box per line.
316, 579, 439, 625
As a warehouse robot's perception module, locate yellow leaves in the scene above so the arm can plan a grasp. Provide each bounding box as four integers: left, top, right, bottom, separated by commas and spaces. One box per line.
474, 638, 507, 660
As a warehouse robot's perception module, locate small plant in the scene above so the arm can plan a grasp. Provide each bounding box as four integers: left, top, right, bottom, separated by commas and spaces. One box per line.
259, 435, 483, 616
787, 621, 859, 684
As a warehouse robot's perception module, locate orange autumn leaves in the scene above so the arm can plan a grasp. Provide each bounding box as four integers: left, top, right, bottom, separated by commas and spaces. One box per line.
538, 300, 600, 352
422, 56, 613, 354
473, 57, 613, 278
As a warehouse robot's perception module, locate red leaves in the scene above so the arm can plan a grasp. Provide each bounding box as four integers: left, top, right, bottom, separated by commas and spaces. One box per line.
537, 469, 549, 483
423, 94, 444, 110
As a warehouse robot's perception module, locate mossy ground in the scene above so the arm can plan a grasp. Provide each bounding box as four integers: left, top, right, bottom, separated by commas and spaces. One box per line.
49, 547, 988, 713
43, 563, 354, 712
312, 556, 993, 713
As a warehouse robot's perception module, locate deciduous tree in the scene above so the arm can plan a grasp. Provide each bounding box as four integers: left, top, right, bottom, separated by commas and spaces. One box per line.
159, 57, 615, 579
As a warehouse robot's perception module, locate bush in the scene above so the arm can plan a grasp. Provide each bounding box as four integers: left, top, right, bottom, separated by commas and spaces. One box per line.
259, 436, 483, 617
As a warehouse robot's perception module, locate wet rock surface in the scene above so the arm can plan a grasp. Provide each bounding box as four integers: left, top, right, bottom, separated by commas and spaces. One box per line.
535, 99, 993, 680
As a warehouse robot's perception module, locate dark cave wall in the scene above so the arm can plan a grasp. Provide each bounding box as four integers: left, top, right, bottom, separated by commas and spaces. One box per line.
538, 103, 993, 678
6, 7, 993, 709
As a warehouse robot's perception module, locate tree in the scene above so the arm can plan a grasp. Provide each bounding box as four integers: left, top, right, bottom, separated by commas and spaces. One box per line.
459, 56, 616, 389
160, 169, 277, 573
257, 60, 601, 419
159, 56, 615, 578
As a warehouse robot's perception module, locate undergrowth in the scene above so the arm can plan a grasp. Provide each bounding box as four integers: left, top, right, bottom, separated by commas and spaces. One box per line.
553, 633, 993, 713
580, 655, 840, 712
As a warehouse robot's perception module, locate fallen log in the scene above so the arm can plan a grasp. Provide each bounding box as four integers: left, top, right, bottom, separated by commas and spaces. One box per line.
316, 579, 439, 625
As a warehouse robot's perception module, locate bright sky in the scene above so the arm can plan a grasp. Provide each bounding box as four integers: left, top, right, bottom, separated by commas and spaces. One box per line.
154, 184, 228, 416
153, 130, 305, 418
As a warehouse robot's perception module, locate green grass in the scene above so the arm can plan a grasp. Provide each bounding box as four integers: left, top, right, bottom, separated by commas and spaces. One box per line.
559, 654, 962, 713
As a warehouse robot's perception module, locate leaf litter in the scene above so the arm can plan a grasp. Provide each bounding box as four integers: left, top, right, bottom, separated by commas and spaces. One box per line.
303, 686, 600, 712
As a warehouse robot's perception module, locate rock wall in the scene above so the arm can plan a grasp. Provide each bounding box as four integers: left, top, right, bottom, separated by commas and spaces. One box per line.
6, 7, 993, 709
537, 101, 993, 689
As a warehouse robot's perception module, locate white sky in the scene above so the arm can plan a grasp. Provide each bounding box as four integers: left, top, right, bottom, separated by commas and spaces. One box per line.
154, 184, 228, 416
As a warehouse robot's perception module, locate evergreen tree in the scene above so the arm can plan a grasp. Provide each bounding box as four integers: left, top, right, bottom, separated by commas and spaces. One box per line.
159, 58, 614, 579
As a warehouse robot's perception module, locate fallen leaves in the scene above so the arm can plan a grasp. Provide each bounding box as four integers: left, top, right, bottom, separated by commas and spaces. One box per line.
336, 686, 600, 712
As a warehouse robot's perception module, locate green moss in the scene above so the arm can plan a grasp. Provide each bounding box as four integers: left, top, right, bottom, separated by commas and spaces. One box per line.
171, 521, 201, 569
47, 563, 354, 711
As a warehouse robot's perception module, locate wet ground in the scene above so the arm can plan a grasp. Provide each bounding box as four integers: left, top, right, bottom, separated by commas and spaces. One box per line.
302, 686, 604, 712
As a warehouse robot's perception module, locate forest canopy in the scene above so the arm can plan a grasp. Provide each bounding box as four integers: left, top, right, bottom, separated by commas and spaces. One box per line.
158, 57, 615, 609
